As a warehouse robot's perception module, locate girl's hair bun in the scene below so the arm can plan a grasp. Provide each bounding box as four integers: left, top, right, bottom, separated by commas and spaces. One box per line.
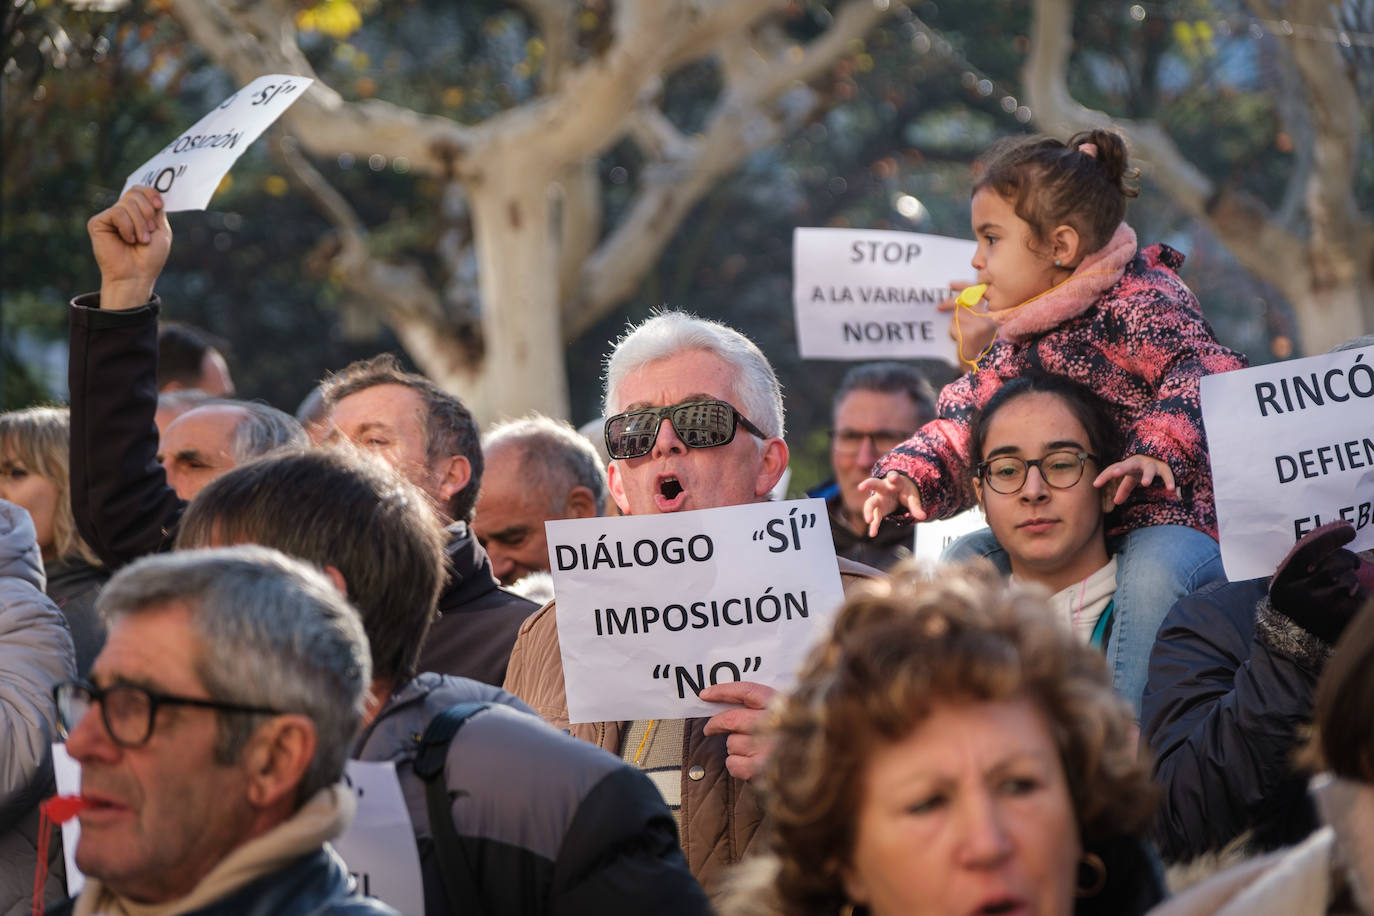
1068, 128, 1139, 199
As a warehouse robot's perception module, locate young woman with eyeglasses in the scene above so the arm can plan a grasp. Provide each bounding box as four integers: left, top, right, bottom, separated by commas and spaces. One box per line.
969, 375, 1127, 656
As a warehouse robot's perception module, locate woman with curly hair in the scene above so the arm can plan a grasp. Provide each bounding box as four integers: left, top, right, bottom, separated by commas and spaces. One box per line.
0, 406, 108, 673
724, 565, 1162, 916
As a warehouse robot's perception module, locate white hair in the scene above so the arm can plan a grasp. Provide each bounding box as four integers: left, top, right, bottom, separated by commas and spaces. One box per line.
603, 311, 785, 438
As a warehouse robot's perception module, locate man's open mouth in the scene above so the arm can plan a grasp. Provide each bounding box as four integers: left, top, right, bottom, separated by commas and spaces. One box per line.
659, 476, 684, 501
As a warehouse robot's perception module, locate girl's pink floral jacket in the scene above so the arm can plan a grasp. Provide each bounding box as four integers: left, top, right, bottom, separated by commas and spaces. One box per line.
873, 223, 1248, 539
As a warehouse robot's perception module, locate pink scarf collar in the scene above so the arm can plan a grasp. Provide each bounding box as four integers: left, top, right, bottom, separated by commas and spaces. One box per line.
992, 223, 1138, 342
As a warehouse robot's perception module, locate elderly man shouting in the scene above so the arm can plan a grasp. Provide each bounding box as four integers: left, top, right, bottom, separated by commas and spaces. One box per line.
503, 311, 876, 898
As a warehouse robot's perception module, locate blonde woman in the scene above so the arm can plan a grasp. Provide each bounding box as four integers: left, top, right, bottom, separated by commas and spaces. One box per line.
0, 406, 108, 672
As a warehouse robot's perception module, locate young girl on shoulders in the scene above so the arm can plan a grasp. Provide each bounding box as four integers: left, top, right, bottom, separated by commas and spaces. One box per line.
860, 128, 1247, 712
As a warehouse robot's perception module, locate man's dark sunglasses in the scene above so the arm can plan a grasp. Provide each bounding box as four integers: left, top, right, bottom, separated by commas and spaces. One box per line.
604, 399, 767, 460
54, 679, 283, 750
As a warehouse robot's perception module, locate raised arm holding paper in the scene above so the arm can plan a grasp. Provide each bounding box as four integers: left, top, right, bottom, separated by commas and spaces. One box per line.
502, 312, 877, 899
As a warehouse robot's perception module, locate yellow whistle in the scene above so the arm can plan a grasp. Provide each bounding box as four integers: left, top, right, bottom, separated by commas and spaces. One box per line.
956, 283, 988, 307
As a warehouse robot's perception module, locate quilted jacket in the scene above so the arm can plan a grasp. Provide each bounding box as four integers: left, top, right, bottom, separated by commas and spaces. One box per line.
874, 223, 1248, 539
0, 501, 77, 915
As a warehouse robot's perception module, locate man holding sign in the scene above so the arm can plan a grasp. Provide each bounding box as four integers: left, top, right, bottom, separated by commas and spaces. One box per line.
503, 312, 876, 897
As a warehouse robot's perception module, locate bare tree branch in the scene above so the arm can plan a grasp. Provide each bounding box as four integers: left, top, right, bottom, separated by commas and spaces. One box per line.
168, 0, 478, 175
508, 0, 578, 91
273, 136, 483, 383
566, 0, 897, 335
1264, 0, 1372, 286
1024, 0, 1310, 304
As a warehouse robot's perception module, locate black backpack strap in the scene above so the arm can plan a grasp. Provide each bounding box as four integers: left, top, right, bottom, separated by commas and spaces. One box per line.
415, 702, 492, 916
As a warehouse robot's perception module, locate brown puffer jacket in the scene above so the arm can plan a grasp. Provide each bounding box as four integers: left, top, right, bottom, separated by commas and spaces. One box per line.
502, 557, 880, 898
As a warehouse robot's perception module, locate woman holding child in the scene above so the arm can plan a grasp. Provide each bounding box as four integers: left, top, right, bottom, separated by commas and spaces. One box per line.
861, 129, 1247, 711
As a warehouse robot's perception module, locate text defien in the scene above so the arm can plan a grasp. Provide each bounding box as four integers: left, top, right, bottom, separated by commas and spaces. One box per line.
1274, 438, 1374, 483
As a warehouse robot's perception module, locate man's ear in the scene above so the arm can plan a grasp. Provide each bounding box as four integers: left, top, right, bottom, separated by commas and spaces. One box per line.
606, 462, 631, 515
973, 476, 985, 511
564, 485, 600, 519
752, 438, 790, 498
434, 455, 473, 506
321, 565, 349, 598
243, 715, 317, 810
1049, 223, 1082, 268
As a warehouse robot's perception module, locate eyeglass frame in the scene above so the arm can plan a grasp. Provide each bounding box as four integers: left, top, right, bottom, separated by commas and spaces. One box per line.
53, 679, 284, 750
975, 450, 1100, 496
829, 427, 911, 457
604, 399, 768, 460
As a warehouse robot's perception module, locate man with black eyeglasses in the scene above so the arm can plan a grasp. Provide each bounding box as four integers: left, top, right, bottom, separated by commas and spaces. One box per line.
503, 311, 879, 900
808, 362, 936, 569
47, 546, 397, 916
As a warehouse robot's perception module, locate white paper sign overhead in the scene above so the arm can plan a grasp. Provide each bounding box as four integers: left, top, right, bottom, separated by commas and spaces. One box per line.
913, 506, 989, 563
549, 498, 847, 723
793, 228, 976, 362
120, 74, 314, 212
53, 747, 423, 915
1200, 346, 1374, 581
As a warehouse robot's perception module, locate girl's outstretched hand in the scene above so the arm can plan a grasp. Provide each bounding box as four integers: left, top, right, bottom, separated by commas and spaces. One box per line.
858, 471, 925, 536
1093, 454, 1177, 505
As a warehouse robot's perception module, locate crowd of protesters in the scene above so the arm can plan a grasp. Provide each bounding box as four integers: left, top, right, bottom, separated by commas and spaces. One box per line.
1, 125, 1371, 916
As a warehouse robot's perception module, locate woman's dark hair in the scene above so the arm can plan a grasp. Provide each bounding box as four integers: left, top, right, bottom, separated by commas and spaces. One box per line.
974, 128, 1139, 256
969, 374, 1125, 473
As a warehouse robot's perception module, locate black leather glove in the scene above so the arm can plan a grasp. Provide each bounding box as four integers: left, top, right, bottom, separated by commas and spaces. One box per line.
1269, 521, 1370, 645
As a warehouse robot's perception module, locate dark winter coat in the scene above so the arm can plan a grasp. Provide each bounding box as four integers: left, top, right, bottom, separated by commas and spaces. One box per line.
419, 522, 535, 686
1142, 577, 1324, 863
353, 673, 709, 916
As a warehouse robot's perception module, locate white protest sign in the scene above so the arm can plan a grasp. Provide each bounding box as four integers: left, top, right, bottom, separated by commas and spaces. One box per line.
1201, 345, 1374, 581
549, 498, 846, 723
52, 746, 422, 915
913, 506, 989, 563
333, 761, 425, 916
793, 227, 975, 362
121, 74, 313, 212
52, 743, 84, 896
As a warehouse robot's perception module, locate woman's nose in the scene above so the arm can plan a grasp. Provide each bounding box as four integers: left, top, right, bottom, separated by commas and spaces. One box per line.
1019, 465, 1050, 500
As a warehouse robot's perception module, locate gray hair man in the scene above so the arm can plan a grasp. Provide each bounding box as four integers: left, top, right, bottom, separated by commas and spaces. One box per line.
320, 353, 536, 685
473, 414, 607, 586
157, 399, 307, 500
174, 447, 709, 915
502, 310, 876, 898
49, 546, 395, 915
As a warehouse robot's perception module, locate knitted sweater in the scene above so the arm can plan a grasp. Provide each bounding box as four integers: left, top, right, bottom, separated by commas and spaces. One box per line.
873, 224, 1247, 539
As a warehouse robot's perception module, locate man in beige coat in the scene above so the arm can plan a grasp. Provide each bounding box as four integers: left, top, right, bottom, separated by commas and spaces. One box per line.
503, 311, 876, 898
